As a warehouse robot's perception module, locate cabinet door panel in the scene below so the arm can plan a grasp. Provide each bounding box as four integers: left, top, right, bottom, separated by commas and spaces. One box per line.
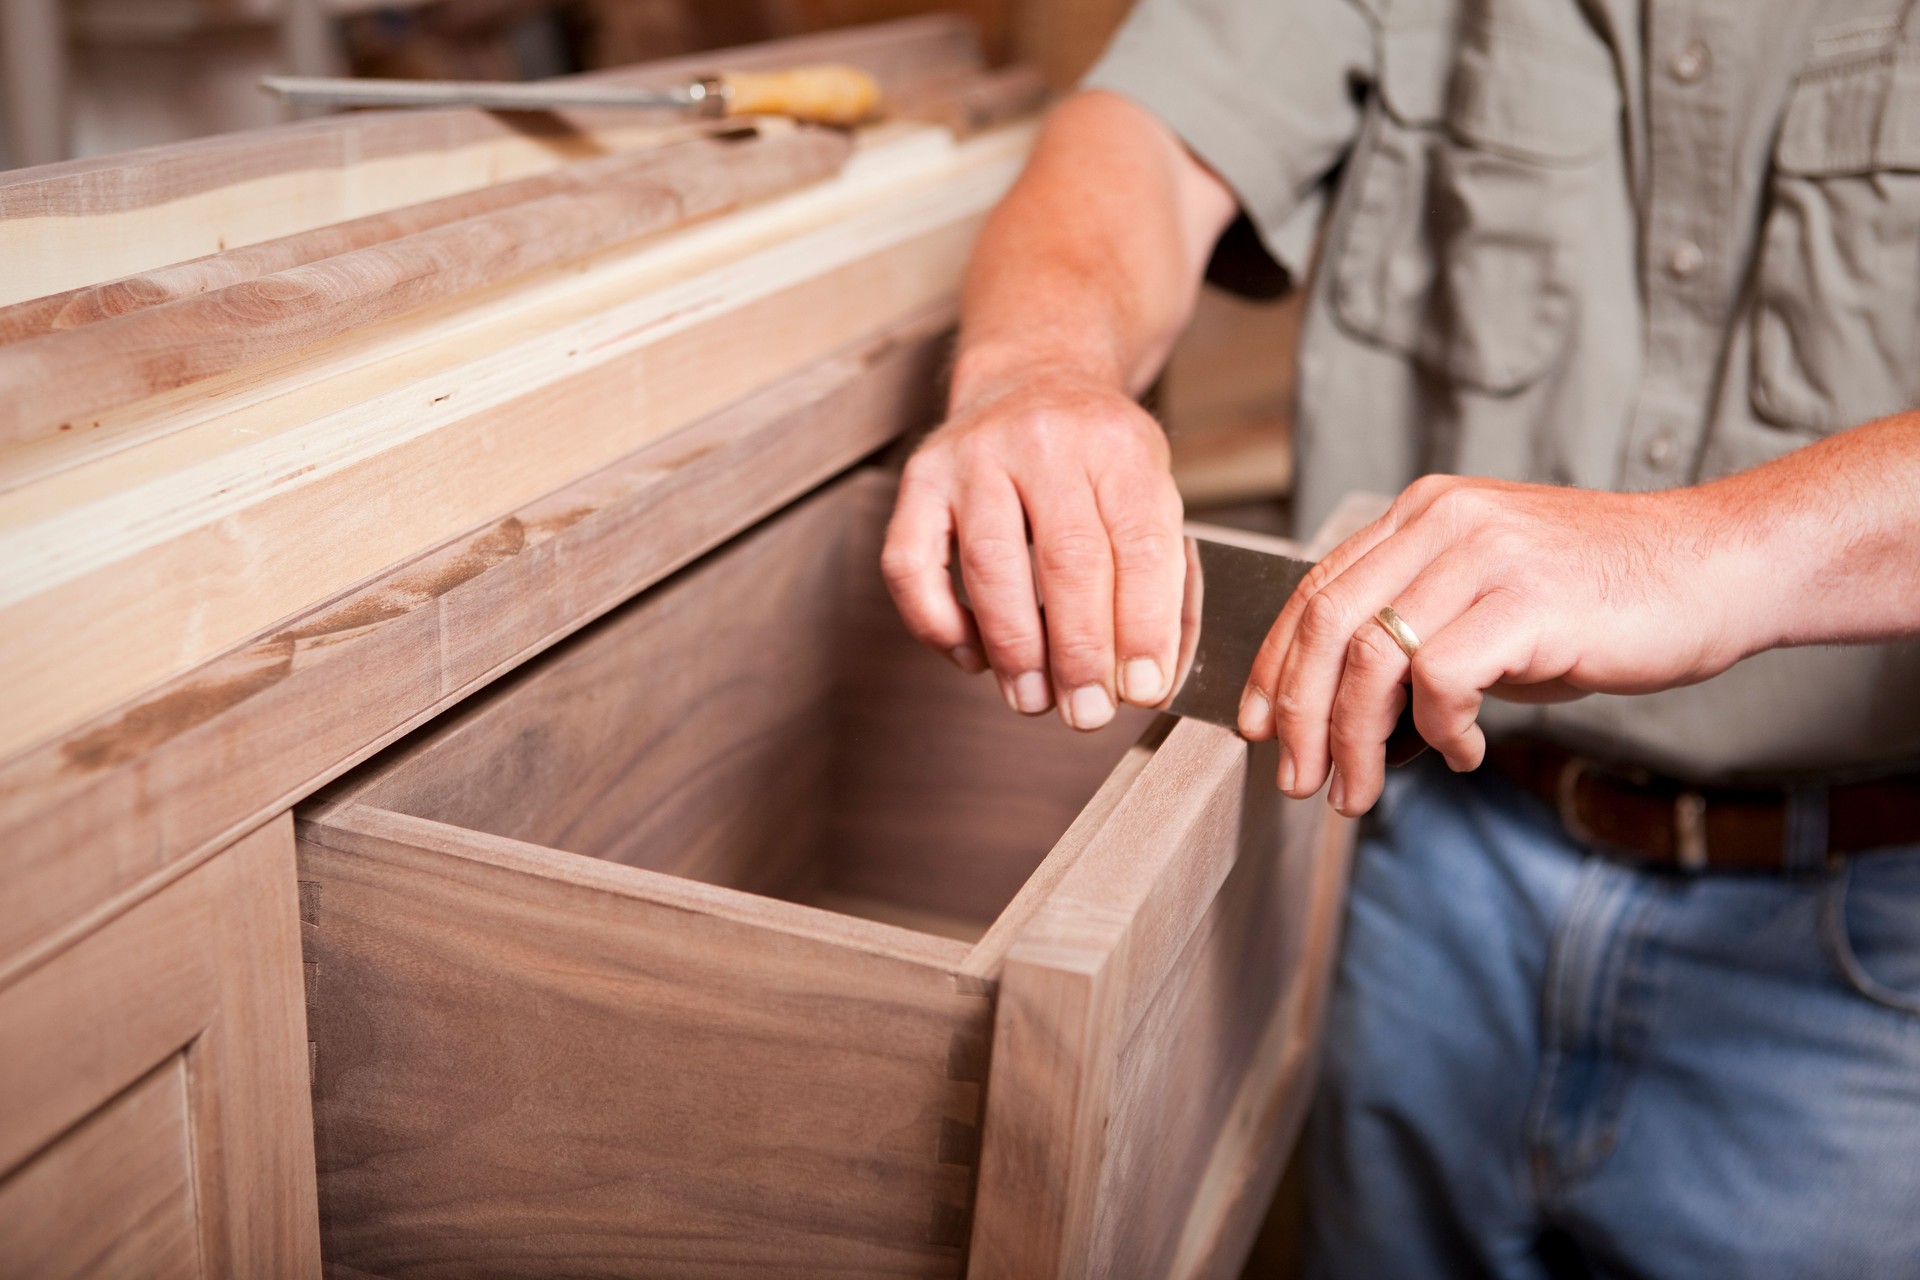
0, 815, 320, 1278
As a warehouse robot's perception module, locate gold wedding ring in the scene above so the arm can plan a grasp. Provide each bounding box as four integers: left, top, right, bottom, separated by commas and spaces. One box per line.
1373, 605, 1421, 658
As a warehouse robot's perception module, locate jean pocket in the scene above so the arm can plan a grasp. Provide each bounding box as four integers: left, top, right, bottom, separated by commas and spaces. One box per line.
1821, 848, 1920, 1018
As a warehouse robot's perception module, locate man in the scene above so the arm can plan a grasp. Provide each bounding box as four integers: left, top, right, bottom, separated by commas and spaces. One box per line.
880, 0, 1920, 1274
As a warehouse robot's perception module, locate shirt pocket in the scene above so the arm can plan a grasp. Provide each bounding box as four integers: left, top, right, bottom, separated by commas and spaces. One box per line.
1330, 21, 1621, 394
1752, 50, 1920, 435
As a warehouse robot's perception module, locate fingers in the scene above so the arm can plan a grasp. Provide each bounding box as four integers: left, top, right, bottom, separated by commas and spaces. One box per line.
1265, 522, 1461, 797
1023, 472, 1120, 730
953, 470, 1053, 715
1095, 466, 1186, 708
1239, 475, 1464, 742
881, 466, 982, 672
1322, 555, 1481, 813
1238, 514, 1397, 742
1408, 593, 1535, 775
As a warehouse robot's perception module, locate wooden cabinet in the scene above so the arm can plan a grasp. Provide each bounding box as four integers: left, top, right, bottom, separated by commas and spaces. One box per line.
0, 815, 322, 1278
297, 471, 1352, 1278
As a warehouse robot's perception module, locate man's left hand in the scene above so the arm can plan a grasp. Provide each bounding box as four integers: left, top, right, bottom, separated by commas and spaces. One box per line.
1235, 474, 1766, 815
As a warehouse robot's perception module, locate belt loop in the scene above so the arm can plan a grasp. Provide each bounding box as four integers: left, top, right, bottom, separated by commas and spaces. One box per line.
1783, 784, 1831, 874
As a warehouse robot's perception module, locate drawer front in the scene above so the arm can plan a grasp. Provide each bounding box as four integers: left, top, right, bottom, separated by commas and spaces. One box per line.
0, 815, 321, 1278
297, 470, 1358, 1277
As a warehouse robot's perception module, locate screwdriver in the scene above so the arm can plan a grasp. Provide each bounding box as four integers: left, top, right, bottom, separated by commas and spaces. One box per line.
261, 64, 883, 128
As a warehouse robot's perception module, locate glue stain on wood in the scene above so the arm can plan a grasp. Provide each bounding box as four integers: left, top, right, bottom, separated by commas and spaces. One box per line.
60, 643, 296, 773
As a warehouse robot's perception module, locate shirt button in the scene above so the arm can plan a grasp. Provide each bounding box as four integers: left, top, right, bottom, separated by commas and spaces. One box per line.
1670, 40, 1710, 83
1668, 240, 1704, 279
1644, 430, 1678, 468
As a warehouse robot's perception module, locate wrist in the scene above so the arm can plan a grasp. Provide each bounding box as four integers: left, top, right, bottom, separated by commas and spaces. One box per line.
1669, 473, 1804, 660
949, 337, 1128, 419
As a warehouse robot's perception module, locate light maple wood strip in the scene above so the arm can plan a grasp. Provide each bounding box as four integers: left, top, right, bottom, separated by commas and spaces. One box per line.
0, 123, 1028, 768
0, 123, 796, 344
297, 803, 985, 1275
0, 15, 984, 304
891, 65, 1053, 137
0, 306, 951, 987
0, 128, 850, 449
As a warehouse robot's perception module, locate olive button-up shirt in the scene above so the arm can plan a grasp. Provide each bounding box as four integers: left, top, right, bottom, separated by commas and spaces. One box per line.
1087, 0, 1920, 779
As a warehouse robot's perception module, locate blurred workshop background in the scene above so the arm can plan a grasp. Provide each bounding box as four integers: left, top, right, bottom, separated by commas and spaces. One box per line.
0, 0, 1299, 536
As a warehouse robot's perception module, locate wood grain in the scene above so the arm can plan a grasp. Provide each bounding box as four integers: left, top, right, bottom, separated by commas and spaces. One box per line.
0, 1056, 203, 1280
0, 304, 951, 986
0, 120, 1027, 772
966, 503, 1371, 1279
0, 127, 851, 449
349, 469, 1139, 936
0, 15, 985, 304
0, 124, 799, 344
298, 803, 987, 1278
0, 814, 319, 1277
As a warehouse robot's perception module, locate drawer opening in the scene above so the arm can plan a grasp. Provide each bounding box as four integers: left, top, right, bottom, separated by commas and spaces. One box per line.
344, 470, 1151, 945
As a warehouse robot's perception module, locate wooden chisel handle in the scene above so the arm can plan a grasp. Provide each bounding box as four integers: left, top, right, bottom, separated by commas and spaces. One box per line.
715, 66, 881, 126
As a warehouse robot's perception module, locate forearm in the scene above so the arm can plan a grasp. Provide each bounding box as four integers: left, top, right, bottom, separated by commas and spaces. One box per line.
1713, 410, 1920, 651
949, 90, 1235, 413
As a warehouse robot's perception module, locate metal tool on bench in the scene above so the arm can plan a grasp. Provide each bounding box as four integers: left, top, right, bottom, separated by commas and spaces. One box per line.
954, 527, 1428, 763
260, 64, 883, 127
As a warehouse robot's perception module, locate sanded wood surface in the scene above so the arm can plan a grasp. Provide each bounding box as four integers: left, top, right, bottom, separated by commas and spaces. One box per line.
0, 16, 985, 305
0, 123, 813, 344
298, 801, 988, 1277
0, 304, 951, 986
0, 118, 1027, 786
0, 1056, 203, 1280
345, 468, 1138, 942
0, 814, 319, 1277
0, 127, 850, 450
966, 510, 1367, 1279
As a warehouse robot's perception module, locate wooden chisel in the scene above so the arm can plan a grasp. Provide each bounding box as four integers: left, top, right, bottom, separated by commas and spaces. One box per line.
261, 65, 883, 127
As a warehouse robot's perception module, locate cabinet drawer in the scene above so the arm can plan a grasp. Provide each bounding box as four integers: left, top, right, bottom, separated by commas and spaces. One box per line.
297, 469, 1352, 1278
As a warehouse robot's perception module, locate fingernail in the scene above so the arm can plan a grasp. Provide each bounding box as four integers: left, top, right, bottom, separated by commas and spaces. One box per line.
1066, 684, 1115, 731
1009, 671, 1050, 715
1237, 686, 1272, 738
1328, 768, 1346, 814
1120, 657, 1165, 704
1278, 749, 1296, 794
949, 644, 982, 673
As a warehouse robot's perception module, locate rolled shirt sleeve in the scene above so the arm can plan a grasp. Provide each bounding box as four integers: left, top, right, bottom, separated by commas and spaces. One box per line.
1082, 0, 1377, 278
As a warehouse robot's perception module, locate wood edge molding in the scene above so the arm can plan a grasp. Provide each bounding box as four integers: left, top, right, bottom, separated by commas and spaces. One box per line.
0, 306, 955, 988
300, 804, 971, 973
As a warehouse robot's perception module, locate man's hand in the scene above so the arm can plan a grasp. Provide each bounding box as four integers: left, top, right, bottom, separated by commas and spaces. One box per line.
877, 90, 1236, 729
882, 371, 1186, 730
1237, 475, 1770, 815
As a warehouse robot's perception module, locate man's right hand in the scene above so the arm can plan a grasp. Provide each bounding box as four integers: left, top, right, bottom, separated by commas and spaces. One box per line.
872, 89, 1237, 731
881, 368, 1186, 731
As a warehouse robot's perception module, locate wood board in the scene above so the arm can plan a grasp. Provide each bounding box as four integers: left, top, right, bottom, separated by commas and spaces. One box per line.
0, 118, 1031, 773
0, 15, 986, 305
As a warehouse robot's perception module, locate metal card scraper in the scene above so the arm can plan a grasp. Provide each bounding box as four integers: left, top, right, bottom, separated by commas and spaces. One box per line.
954, 525, 1426, 762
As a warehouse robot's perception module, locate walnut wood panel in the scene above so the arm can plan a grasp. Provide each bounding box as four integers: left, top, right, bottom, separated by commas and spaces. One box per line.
967, 518, 1365, 1278
0, 127, 850, 448
0, 15, 985, 305
0, 1056, 203, 1280
0, 306, 951, 985
295, 474, 1362, 1276
826, 478, 1153, 929
298, 804, 988, 1278
0, 814, 320, 1277
344, 470, 1138, 930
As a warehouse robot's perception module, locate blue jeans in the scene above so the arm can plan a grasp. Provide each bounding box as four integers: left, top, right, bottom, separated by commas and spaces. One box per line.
1303, 758, 1920, 1279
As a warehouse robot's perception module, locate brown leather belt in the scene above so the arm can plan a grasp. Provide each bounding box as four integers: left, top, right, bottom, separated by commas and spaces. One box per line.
1483, 740, 1920, 874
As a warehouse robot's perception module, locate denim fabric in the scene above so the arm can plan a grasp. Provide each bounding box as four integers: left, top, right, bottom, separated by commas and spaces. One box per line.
1303, 758, 1920, 1279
